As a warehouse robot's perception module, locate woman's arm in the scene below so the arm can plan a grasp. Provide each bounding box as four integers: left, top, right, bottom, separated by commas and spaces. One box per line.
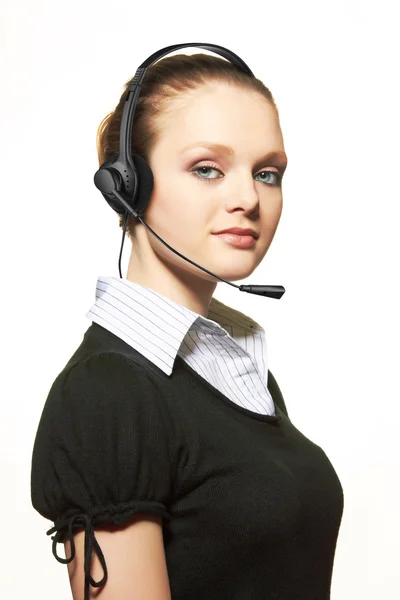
64, 514, 171, 600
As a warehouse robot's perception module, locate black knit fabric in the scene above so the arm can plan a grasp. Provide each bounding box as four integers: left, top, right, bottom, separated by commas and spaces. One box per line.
31, 322, 344, 599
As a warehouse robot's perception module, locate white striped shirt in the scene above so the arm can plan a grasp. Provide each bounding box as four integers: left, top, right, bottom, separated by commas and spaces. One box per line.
85, 275, 276, 416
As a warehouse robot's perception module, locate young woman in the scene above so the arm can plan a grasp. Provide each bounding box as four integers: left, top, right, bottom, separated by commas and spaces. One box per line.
31, 46, 344, 600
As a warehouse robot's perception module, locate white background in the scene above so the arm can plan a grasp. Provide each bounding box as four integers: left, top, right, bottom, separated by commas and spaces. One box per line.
1, 0, 399, 598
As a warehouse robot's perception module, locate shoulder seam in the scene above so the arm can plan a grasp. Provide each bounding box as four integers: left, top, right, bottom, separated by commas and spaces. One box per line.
63, 350, 151, 379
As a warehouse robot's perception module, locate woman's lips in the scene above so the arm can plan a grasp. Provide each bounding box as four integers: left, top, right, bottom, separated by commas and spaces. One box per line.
213, 232, 256, 248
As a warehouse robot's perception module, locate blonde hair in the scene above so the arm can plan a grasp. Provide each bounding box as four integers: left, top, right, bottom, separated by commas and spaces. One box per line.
96, 53, 278, 241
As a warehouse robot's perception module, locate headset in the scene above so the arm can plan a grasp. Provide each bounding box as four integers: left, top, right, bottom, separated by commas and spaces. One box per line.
93, 42, 285, 299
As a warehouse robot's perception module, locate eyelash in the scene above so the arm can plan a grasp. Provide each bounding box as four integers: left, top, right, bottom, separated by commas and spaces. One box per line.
190, 162, 283, 186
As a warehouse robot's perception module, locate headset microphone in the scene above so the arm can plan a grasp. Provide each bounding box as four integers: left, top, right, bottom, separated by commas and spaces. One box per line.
93, 42, 285, 300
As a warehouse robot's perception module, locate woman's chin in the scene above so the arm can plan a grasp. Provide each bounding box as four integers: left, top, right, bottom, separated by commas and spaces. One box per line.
213, 262, 258, 282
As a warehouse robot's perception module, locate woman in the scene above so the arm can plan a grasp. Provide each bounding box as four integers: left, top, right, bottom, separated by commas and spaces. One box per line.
31, 46, 344, 600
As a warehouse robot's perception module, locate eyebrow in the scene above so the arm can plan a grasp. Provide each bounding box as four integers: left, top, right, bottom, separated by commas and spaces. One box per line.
180, 141, 288, 170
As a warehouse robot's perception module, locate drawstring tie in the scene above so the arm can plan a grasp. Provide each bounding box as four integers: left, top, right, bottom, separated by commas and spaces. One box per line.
47, 513, 107, 600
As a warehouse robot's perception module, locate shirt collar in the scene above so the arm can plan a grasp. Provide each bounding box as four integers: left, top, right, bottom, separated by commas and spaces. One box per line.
86, 275, 265, 376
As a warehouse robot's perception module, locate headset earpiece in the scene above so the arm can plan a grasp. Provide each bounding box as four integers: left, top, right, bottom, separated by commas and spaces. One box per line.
130, 153, 154, 216
94, 153, 154, 217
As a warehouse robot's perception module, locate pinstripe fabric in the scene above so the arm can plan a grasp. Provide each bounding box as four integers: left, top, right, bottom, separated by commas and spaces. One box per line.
85, 275, 276, 415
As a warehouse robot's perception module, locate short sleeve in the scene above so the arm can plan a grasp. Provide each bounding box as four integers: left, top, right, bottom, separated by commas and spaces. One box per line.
30, 352, 175, 600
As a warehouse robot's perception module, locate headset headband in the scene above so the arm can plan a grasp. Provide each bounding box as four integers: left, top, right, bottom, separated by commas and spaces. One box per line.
119, 43, 254, 176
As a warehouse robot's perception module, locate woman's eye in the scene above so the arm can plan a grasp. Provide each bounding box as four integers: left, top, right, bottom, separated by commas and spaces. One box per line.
255, 170, 282, 185
192, 166, 222, 180
191, 165, 282, 186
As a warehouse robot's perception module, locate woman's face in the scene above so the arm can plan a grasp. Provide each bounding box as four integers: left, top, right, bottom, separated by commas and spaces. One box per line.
142, 81, 287, 286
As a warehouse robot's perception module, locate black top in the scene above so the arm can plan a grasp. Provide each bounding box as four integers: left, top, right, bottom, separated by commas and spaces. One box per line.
31, 322, 344, 600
